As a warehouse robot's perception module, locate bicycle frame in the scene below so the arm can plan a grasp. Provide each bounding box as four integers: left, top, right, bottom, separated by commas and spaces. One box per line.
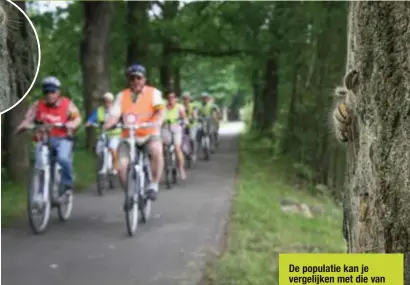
101, 132, 112, 174
163, 122, 176, 153
89, 123, 113, 175
199, 117, 211, 149
120, 122, 156, 194
30, 123, 65, 203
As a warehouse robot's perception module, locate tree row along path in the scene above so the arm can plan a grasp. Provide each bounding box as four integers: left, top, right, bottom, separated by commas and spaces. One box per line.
2, 122, 244, 285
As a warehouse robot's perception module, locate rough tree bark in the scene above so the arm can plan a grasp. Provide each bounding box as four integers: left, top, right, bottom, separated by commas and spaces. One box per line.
126, 1, 149, 71
0, 0, 38, 112
342, 2, 410, 282
80, 2, 112, 150
0, 0, 10, 111
3, 0, 35, 181
159, 1, 179, 92
252, 57, 278, 136
173, 66, 181, 97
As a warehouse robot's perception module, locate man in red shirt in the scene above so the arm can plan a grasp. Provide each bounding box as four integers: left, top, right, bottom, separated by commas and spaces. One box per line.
15, 76, 82, 195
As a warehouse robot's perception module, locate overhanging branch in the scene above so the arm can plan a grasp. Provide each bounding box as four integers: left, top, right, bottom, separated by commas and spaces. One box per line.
169, 46, 254, 57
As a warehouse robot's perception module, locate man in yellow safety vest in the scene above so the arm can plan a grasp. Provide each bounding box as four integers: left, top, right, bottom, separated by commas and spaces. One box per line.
85, 92, 121, 172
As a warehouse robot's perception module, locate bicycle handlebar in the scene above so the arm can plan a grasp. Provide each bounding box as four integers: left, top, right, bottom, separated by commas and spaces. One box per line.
88, 122, 120, 130
26, 122, 66, 130
116, 122, 159, 130
163, 118, 187, 126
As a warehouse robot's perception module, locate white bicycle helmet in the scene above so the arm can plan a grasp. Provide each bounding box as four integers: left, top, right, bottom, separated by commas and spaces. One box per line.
41, 76, 61, 92
103, 92, 114, 101
182, 91, 191, 98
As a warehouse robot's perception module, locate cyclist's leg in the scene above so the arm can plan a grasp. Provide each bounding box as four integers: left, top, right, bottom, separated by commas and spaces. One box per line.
146, 134, 163, 200
160, 127, 170, 145
172, 126, 185, 178
53, 138, 74, 192
117, 139, 131, 188
108, 136, 120, 173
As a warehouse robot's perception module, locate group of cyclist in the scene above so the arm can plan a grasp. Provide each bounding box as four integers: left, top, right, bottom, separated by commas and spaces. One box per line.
15, 63, 221, 204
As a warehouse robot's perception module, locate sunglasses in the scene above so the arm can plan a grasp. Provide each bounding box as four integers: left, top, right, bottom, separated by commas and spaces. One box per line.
129, 74, 144, 81
43, 90, 57, 95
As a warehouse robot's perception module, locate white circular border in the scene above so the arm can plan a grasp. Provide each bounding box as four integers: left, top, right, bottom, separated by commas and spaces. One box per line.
0, 0, 41, 115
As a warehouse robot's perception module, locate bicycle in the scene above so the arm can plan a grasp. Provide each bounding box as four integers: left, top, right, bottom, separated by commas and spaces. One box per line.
162, 119, 178, 189
25, 122, 74, 235
87, 122, 117, 196
182, 123, 193, 169
119, 121, 157, 237
198, 116, 212, 161
212, 118, 219, 150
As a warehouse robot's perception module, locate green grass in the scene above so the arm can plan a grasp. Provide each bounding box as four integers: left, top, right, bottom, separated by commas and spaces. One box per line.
202, 136, 345, 285
1, 149, 96, 227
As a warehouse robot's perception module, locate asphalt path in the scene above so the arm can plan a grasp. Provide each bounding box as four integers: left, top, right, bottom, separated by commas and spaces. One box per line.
2, 122, 245, 285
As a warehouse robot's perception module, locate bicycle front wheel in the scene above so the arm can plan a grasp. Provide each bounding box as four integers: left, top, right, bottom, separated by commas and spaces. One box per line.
203, 136, 210, 161
96, 152, 106, 196
27, 168, 51, 235
164, 147, 172, 189
139, 167, 152, 223
57, 190, 73, 222
125, 165, 139, 236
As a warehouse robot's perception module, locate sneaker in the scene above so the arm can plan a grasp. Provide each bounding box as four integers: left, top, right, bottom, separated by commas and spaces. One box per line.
145, 183, 158, 201
58, 185, 73, 203
60, 185, 73, 197
180, 169, 187, 180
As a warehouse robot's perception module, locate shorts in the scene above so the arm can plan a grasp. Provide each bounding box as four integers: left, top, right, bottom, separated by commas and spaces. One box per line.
96, 137, 120, 154
161, 124, 182, 146
117, 134, 161, 163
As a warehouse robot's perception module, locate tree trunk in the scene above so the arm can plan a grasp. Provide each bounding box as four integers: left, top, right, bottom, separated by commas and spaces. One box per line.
228, 92, 241, 121
250, 68, 262, 132
0, 0, 38, 111
160, 40, 172, 92
4, 102, 30, 181
3, 0, 33, 181
80, 2, 112, 150
282, 63, 300, 154
254, 57, 278, 136
159, 1, 179, 92
126, 1, 149, 72
0, 1, 10, 111
173, 66, 181, 97
343, 2, 410, 282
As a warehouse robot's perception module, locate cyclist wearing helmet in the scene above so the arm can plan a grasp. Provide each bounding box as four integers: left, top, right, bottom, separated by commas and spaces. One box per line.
15, 76, 82, 196
199, 92, 221, 144
104, 64, 165, 202
182, 91, 199, 162
85, 92, 121, 173
162, 90, 188, 179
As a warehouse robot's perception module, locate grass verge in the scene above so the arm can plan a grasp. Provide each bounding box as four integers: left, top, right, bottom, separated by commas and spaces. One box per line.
1, 149, 96, 227
201, 135, 345, 285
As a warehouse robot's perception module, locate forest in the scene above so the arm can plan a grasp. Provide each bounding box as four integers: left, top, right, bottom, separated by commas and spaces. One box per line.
2, 1, 410, 284
3, 0, 347, 195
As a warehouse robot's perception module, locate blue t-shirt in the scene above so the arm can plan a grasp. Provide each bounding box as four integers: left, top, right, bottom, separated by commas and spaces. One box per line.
86, 108, 99, 124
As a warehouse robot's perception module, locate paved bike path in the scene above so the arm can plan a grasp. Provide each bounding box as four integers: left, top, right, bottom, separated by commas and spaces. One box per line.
1, 122, 244, 285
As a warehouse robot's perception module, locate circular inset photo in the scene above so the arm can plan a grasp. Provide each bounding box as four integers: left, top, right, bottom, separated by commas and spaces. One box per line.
0, 0, 40, 114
